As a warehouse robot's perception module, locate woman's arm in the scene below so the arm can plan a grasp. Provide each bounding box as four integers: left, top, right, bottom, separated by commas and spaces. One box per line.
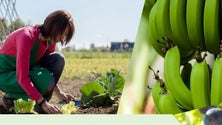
15, 30, 43, 101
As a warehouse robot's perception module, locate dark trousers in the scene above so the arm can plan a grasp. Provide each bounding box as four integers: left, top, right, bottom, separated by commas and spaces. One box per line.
38, 52, 65, 100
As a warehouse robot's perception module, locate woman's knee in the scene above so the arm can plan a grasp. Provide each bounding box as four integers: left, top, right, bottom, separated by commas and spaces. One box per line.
51, 52, 65, 67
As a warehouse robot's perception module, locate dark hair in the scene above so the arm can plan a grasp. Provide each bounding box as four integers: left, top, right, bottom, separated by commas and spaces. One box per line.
39, 10, 74, 45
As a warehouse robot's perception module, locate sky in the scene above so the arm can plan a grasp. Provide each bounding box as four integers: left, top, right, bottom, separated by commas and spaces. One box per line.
16, 0, 145, 49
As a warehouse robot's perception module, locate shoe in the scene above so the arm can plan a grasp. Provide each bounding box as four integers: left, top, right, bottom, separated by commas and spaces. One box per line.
2, 94, 15, 109
1, 94, 15, 113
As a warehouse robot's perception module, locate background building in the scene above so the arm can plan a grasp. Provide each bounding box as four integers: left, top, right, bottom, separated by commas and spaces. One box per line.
110, 41, 134, 52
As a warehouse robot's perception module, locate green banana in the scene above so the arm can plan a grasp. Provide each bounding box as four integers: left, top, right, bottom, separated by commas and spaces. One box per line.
156, 0, 173, 41
169, 0, 194, 52
150, 71, 183, 114
210, 56, 222, 105
148, 2, 165, 57
158, 90, 184, 114
151, 81, 163, 114
190, 54, 210, 109
203, 0, 220, 54
164, 45, 193, 110
186, 0, 206, 50
181, 62, 192, 90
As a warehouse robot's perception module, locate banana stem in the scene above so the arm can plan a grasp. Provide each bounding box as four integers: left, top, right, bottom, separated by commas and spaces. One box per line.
117, 0, 157, 114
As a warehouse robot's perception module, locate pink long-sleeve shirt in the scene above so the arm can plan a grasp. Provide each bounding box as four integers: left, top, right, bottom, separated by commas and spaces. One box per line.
0, 25, 56, 101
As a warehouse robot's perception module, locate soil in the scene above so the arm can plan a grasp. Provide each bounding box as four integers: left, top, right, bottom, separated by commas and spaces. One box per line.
0, 77, 118, 114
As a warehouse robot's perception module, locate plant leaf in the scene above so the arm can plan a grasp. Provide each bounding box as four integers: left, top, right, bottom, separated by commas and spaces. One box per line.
80, 81, 106, 106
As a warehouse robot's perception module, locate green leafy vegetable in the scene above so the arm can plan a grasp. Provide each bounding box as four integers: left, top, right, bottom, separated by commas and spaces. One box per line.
13, 98, 36, 114
61, 101, 77, 114
80, 69, 125, 107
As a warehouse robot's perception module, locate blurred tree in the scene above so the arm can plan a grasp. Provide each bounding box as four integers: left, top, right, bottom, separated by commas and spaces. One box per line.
0, 18, 8, 41
0, 18, 25, 44
0, 0, 22, 45
9, 18, 25, 31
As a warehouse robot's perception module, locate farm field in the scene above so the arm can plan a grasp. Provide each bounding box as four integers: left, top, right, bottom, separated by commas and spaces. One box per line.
0, 51, 132, 114
61, 51, 131, 79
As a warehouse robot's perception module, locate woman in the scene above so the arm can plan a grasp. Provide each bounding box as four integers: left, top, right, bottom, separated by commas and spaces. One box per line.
0, 10, 75, 114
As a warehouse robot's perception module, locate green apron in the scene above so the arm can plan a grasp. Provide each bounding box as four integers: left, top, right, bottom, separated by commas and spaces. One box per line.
0, 40, 52, 100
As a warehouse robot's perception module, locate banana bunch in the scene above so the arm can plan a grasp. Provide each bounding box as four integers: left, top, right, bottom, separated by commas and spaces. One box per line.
149, 66, 184, 114
151, 81, 184, 114
147, 0, 221, 60
151, 44, 222, 114
148, 0, 222, 114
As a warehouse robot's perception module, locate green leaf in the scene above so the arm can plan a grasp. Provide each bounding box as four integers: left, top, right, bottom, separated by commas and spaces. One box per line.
13, 98, 36, 113
80, 81, 106, 106
80, 69, 125, 107
106, 69, 125, 97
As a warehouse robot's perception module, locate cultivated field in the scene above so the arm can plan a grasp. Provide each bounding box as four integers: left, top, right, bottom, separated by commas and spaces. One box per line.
0, 51, 132, 114
61, 51, 131, 80
60, 51, 132, 114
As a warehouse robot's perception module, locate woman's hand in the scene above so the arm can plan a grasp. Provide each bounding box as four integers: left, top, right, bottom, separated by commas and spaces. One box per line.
41, 100, 62, 114
54, 86, 75, 102
57, 91, 75, 102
